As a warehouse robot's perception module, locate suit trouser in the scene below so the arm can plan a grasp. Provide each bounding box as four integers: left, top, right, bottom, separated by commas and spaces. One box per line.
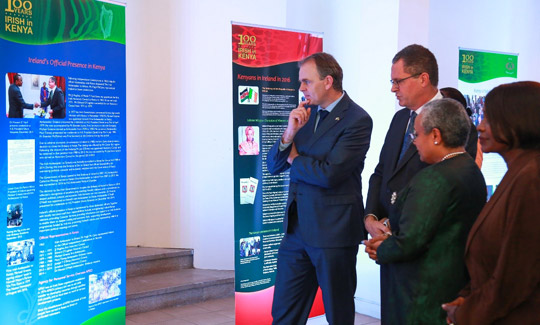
271, 210, 358, 325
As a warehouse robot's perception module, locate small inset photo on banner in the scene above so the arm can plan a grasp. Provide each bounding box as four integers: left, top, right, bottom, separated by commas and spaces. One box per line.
464, 94, 485, 126
239, 236, 261, 258
7, 203, 23, 228
5, 73, 67, 119
7, 238, 35, 266
239, 177, 258, 205
89, 268, 122, 304
7, 139, 35, 184
238, 85, 259, 105
238, 126, 259, 156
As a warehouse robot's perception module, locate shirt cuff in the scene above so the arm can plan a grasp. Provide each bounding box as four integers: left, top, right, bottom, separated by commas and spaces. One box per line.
364, 214, 378, 223
279, 140, 292, 152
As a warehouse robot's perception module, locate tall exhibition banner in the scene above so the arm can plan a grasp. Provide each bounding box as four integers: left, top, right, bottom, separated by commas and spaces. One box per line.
232, 23, 322, 324
458, 48, 518, 198
1, 1, 126, 324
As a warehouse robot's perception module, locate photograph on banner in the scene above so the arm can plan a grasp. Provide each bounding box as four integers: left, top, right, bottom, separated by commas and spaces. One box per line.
7, 203, 23, 228
239, 236, 261, 258
238, 126, 260, 156
89, 268, 122, 305
239, 177, 259, 205
239, 85, 260, 105
458, 48, 518, 199
7, 238, 35, 266
6, 73, 66, 119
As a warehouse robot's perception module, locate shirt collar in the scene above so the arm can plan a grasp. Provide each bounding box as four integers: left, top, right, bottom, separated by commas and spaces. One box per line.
414, 90, 442, 115
318, 91, 345, 113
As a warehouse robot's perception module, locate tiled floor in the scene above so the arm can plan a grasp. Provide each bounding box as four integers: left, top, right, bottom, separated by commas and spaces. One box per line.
126, 296, 381, 325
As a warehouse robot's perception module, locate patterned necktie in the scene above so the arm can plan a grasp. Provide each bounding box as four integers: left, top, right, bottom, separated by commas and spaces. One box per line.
398, 111, 417, 161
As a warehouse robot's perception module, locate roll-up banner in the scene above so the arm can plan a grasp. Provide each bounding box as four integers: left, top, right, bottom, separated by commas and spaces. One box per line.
232, 22, 323, 324
1, 0, 126, 324
458, 48, 518, 199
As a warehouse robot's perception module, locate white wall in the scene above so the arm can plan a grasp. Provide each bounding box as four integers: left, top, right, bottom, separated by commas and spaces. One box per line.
126, 0, 288, 269
170, 0, 289, 269
428, 0, 540, 88
126, 0, 173, 248
397, 0, 430, 50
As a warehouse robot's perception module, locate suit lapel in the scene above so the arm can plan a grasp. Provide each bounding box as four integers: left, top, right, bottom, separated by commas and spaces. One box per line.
464, 173, 508, 254
393, 143, 417, 172
305, 94, 349, 148
390, 110, 413, 175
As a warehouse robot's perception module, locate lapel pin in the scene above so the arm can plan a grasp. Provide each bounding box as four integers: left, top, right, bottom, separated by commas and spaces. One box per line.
391, 192, 397, 205
335, 117, 340, 121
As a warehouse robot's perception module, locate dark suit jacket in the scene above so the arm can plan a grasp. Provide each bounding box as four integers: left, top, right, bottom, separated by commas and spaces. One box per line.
41, 87, 65, 118
365, 108, 429, 224
8, 83, 33, 118
267, 93, 372, 247
377, 154, 486, 324
456, 150, 540, 324
365, 107, 478, 226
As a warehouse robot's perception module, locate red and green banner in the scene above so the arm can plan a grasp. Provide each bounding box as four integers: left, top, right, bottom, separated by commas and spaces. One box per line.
232, 23, 322, 324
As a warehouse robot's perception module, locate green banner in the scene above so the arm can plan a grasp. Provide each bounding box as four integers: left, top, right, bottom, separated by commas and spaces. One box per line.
2, 0, 125, 45
459, 49, 517, 83
457, 47, 518, 200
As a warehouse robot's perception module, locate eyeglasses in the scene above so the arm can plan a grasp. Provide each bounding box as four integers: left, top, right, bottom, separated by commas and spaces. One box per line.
390, 73, 422, 87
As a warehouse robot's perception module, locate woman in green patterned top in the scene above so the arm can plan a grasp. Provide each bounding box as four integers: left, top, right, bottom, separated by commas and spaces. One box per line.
364, 98, 486, 324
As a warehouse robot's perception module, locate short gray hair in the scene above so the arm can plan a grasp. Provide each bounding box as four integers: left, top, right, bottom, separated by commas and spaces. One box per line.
421, 98, 471, 148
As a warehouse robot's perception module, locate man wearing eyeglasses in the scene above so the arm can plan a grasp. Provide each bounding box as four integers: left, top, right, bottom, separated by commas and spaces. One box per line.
364, 44, 441, 237
363, 43, 442, 324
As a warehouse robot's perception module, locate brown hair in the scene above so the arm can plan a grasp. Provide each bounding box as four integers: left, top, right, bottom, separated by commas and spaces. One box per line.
484, 81, 540, 150
299, 52, 343, 92
393, 44, 439, 87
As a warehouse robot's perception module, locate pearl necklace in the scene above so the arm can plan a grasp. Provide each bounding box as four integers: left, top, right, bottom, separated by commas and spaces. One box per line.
441, 151, 466, 161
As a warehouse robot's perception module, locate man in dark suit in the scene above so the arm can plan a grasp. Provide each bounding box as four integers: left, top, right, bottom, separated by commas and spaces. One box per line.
40, 76, 65, 118
267, 52, 372, 324
364, 44, 443, 238
364, 44, 458, 325
8, 73, 34, 118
